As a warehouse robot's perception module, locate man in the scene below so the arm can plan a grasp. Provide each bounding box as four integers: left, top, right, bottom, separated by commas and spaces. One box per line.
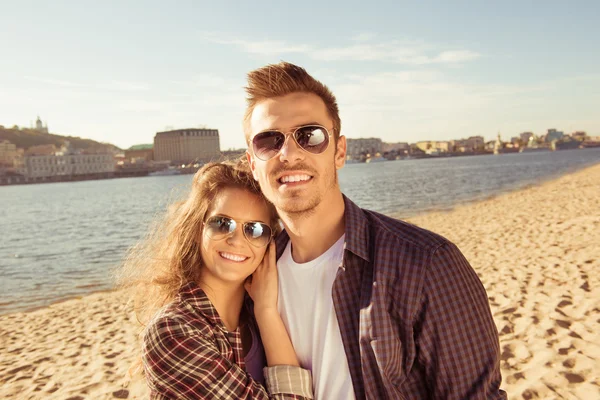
245, 62, 507, 399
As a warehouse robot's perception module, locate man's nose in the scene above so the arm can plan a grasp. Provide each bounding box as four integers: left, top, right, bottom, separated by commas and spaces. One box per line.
278, 134, 305, 162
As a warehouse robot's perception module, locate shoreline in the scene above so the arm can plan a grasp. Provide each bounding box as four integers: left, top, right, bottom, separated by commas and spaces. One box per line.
394, 158, 600, 220
1, 163, 599, 399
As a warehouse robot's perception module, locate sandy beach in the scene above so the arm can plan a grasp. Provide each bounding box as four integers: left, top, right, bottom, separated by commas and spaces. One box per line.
1, 163, 598, 399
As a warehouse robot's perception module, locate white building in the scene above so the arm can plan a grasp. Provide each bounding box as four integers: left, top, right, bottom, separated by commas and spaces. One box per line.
24, 142, 114, 179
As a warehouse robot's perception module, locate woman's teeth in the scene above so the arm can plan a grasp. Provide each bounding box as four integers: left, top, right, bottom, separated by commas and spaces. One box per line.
219, 252, 247, 262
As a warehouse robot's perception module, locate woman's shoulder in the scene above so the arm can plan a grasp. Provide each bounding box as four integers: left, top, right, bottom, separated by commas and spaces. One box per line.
144, 298, 216, 344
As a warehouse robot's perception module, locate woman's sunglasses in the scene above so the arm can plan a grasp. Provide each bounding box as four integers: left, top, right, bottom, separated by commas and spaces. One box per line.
204, 215, 273, 248
251, 124, 333, 161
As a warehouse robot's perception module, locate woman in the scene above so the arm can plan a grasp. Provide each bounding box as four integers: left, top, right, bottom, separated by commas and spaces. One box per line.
119, 160, 312, 399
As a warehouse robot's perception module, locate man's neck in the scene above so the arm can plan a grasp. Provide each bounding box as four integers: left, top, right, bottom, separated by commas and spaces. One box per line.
280, 190, 346, 264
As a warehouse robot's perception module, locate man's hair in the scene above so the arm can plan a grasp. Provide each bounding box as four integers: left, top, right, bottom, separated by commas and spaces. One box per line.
244, 61, 341, 143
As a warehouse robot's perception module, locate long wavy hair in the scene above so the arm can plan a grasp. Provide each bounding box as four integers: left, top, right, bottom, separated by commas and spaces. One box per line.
117, 158, 279, 328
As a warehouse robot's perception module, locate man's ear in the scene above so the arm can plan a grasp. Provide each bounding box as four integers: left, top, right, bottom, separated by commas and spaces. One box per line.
246, 150, 259, 181
334, 135, 347, 170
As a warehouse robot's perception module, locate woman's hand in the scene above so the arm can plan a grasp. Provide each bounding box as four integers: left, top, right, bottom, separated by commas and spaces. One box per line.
245, 242, 278, 315
245, 242, 301, 368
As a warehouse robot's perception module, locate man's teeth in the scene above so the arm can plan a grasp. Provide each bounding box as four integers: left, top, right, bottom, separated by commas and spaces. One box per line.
280, 174, 311, 183
220, 252, 247, 262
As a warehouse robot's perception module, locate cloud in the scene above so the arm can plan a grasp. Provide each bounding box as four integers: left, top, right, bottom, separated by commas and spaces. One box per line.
23, 76, 150, 92
199, 32, 480, 65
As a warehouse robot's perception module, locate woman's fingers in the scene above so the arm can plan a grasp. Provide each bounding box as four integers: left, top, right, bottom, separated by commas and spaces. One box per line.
263, 242, 276, 273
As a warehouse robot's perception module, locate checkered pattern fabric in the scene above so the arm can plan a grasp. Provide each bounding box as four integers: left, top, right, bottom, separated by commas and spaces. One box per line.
143, 282, 313, 399
276, 195, 507, 400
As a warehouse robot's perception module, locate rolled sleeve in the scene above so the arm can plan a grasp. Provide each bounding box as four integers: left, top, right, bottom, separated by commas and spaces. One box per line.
143, 318, 313, 399
264, 365, 313, 399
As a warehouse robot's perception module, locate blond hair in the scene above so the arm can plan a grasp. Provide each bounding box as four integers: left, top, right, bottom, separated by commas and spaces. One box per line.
117, 158, 278, 327
244, 61, 341, 142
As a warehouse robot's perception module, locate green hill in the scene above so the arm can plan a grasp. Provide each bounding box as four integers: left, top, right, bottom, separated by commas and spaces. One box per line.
0, 126, 121, 152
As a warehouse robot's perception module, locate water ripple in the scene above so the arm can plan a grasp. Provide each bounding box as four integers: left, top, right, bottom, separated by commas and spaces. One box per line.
0, 148, 598, 314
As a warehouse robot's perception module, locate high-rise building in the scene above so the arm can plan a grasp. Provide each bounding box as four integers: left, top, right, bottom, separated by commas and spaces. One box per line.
153, 128, 220, 164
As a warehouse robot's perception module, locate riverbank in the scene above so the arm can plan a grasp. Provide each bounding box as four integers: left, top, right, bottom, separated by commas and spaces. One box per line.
1, 163, 598, 399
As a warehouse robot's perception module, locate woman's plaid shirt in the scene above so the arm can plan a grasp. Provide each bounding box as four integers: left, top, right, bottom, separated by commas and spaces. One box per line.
142, 282, 313, 399
275, 195, 508, 400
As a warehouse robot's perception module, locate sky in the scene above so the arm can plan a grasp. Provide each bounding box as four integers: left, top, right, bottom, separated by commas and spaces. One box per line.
1, 0, 599, 150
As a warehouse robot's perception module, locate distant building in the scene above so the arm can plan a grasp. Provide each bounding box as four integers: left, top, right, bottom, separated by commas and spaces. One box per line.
154, 128, 220, 164
520, 132, 534, 144
34, 116, 49, 134
346, 138, 383, 160
545, 129, 564, 143
571, 131, 587, 141
449, 136, 484, 153
416, 140, 450, 154
125, 145, 154, 162
382, 142, 409, 152
23, 142, 114, 179
466, 136, 485, 151
0, 140, 19, 167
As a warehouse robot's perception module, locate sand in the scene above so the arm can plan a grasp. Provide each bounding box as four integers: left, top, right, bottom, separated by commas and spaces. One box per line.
1, 163, 599, 399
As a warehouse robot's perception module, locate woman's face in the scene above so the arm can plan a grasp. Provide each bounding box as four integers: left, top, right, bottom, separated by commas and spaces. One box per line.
200, 187, 272, 286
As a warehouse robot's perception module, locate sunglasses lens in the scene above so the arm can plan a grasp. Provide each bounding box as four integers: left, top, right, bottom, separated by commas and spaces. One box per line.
294, 126, 329, 154
253, 131, 285, 160
243, 222, 272, 247
206, 216, 236, 238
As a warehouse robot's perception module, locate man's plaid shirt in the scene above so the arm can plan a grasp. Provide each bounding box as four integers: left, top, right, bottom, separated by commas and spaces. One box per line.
142, 282, 313, 399
275, 195, 507, 400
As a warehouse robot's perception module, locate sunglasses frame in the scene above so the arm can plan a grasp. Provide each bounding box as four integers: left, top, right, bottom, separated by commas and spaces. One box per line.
203, 215, 273, 248
250, 124, 334, 161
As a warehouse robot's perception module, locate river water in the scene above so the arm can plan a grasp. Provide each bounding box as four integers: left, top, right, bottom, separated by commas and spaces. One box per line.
1, 148, 598, 314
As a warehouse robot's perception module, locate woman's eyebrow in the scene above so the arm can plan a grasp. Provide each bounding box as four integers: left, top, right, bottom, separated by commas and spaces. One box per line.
211, 213, 269, 225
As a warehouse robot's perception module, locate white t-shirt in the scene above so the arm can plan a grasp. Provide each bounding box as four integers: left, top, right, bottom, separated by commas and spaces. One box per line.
277, 234, 355, 400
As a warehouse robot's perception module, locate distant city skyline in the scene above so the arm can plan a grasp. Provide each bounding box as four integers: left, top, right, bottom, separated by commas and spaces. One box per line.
1, 1, 598, 150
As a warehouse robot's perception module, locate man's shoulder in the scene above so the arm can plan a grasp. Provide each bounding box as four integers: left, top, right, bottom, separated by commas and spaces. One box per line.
362, 208, 450, 253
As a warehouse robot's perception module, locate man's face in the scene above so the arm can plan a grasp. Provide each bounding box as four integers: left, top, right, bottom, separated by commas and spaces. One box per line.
247, 92, 346, 216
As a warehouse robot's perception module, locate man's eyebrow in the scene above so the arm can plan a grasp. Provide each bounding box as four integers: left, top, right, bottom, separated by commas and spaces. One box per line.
293, 121, 321, 128
256, 122, 324, 134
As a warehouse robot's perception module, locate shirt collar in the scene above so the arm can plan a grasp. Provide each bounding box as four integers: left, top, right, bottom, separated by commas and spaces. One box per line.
178, 281, 223, 328
342, 194, 371, 262
275, 194, 370, 262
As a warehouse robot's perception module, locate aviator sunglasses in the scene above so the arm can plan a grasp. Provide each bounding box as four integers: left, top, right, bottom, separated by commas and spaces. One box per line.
251, 124, 333, 161
204, 215, 273, 248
